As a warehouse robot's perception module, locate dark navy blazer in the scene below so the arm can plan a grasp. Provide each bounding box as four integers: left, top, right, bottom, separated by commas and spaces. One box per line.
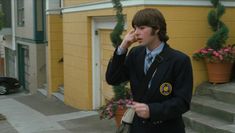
106, 44, 193, 133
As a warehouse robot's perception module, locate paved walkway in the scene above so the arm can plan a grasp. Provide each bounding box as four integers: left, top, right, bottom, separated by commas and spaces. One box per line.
0, 91, 116, 133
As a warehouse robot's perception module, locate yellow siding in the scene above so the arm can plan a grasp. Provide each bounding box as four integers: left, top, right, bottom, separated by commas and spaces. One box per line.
64, 0, 102, 7
146, 6, 235, 88
48, 4, 235, 109
47, 15, 64, 94
63, 13, 91, 109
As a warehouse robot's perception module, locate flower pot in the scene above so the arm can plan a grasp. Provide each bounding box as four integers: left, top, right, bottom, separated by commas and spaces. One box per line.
114, 107, 126, 127
206, 61, 233, 83
233, 47, 235, 56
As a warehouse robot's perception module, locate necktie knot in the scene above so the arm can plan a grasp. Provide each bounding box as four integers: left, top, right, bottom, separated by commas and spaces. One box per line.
147, 53, 153, 63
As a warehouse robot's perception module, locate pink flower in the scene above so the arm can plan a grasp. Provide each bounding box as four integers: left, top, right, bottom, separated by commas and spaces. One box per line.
218, 50, 223, 54
224, 48, 229, 52
219, 55, 223, 60
208, 48, 213, 51
200, 49, 208, 54
213, 51, 219, 57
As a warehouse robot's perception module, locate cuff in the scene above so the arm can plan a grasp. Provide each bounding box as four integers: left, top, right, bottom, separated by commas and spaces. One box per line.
116, 46, 127, 55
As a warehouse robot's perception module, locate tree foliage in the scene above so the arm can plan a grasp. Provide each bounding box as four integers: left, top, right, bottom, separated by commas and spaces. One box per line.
110, 0, 125, 48
110, 0, 129, 100
207, 0, 229, 50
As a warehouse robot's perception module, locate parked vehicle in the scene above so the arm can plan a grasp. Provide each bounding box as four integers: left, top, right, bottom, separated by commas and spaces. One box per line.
0, 77, 21, 95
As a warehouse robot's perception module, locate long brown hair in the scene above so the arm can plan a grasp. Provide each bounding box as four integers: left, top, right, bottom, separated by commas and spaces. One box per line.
132, 8, 169, 42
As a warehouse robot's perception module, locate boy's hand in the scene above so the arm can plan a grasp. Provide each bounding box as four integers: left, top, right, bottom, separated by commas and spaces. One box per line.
131, 102, 150, 119
120, 29, 137, 49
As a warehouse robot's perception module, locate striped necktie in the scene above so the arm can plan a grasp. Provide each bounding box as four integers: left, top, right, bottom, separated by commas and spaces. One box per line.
145, 52, 153, 73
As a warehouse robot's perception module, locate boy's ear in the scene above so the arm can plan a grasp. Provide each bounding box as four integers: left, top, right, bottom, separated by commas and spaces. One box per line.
155, 29, 160, 34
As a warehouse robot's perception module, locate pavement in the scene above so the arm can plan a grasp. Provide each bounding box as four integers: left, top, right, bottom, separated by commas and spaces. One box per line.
0, 90, 116, 133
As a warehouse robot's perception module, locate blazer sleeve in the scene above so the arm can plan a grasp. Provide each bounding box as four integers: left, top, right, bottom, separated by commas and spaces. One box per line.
105, 48, 132, 85
148, 55, 193, 122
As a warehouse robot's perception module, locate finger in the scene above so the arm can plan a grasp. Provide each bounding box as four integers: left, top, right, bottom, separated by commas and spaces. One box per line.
136, 112, 148, 118
135, 108, 148, 113
134, 105, 147, 111
126, 104, 134, 108
129, 29, 135, 33
133, 103, 147, 109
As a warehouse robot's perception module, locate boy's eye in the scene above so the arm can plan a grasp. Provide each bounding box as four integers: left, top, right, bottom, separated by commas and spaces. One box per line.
139, 26, 146, 30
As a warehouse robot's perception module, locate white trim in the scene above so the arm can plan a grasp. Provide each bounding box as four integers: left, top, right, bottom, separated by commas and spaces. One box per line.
46, 0, 61, 15
52, 0, 235, 14
91, 18, 100, 110
16, 40, 34, 46
46, 9, 61, 15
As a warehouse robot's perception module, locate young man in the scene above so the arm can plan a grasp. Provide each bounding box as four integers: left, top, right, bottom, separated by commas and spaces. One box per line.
106, 8, 193, 133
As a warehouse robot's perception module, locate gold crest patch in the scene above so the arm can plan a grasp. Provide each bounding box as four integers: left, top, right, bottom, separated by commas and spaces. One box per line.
160, 82, 172, 96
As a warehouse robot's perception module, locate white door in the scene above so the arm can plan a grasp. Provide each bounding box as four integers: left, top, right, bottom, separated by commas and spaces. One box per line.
92, 16, 126, 109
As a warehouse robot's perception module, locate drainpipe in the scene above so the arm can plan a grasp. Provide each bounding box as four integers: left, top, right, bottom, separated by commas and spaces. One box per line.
11, 0, 17, 78
60, 0, 64, 9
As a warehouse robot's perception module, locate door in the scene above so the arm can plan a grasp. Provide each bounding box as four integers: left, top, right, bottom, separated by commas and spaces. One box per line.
92, 17, 126, 109
99, 29, 115, 101
5, 48, 16, 77
18, 44, 30, 91
99, 29, 127, 102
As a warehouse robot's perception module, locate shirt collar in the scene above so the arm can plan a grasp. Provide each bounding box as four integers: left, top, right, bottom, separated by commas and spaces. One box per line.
146, 42, 165, 58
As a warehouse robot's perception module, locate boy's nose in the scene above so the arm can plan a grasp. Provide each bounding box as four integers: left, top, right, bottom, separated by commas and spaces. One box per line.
134, 29, 140, 35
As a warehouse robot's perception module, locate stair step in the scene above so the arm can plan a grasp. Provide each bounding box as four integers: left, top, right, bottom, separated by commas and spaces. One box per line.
196, 82, 235, 105
191, 96, 235, 123
43, 83, 47, 89
183, 111, 232, 133
58, 84, 64, 94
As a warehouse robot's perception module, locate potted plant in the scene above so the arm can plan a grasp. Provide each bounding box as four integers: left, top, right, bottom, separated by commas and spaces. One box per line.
98, 0, 132, 127
233, 44, 235, 56
99, 83, 133, 127
193, 0, 235, 83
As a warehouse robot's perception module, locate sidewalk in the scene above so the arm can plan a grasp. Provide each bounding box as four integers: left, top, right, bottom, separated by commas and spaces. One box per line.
0, 91, 116, 133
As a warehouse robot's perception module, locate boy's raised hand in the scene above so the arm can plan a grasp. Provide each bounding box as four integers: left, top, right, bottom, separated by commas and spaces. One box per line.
120, 29, 137, 49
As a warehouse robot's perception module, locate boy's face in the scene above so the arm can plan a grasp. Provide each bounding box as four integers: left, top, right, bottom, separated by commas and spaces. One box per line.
134, 25, 159, 46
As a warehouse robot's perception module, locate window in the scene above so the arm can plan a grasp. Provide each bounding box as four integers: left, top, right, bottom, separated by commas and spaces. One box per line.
17, 0, 24, 26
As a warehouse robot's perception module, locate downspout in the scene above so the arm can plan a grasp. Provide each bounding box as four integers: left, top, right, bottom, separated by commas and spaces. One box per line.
11, 0, 17, 78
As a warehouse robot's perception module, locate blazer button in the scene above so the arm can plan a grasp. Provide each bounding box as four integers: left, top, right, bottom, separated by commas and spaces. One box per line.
142, 121, 146, 124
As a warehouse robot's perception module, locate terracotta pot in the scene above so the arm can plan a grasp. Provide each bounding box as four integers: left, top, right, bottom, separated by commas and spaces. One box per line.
206, 61, 233, 83
114, 107, 126, 127
233, 47, 235, 56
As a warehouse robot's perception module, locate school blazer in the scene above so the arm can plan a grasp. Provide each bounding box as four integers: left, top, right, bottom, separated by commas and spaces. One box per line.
106, 44, 193, 133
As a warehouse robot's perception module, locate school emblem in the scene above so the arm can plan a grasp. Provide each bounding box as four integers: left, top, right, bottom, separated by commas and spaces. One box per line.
160, 82, 172, 96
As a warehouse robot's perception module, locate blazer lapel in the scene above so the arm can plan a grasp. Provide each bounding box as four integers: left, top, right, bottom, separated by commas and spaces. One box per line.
136, 47, 146, 79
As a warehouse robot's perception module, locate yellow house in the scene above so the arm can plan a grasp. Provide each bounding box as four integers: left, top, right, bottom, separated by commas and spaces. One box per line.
46, 0, 235, 110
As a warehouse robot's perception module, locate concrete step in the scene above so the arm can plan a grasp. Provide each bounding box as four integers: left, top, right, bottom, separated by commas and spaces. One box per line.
37, 88, 64, 102
58, 84, 64, 94
196, 82, 235, 105
191, 96, 235, 123
183, 111, 232, 133
43, 83, 48, 90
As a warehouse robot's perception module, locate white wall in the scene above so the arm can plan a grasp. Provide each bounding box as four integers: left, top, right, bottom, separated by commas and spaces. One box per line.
15, 0, 34, 39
